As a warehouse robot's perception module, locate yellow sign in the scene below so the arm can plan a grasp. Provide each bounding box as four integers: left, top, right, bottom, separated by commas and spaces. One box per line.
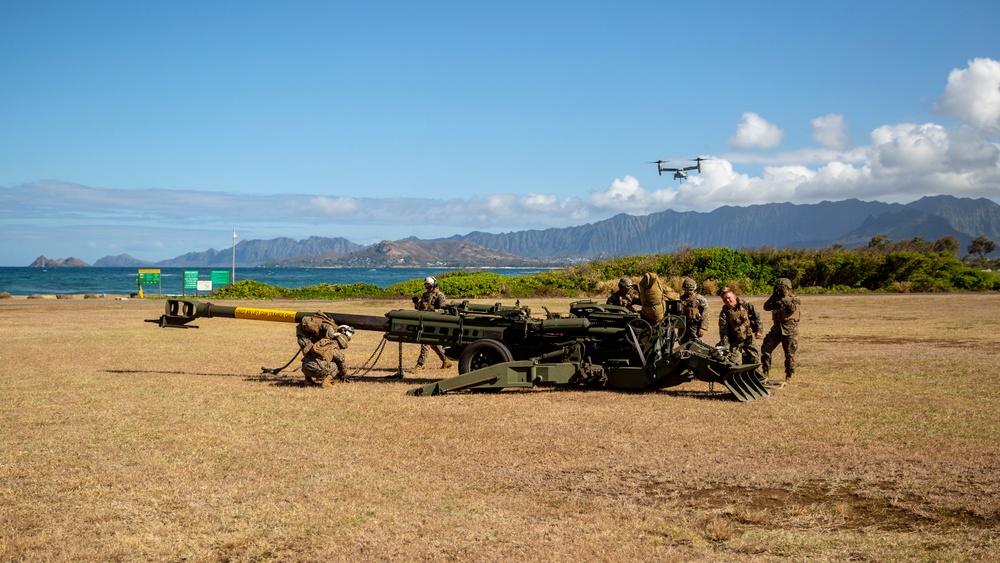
234, 307, 298, 323
137, 269, 161, 284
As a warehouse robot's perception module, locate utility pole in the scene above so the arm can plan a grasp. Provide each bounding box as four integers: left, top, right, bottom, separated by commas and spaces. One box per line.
231, 227, 237, 286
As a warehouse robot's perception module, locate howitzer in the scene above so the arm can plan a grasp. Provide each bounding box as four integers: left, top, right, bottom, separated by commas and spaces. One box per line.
150, 298, 770, 401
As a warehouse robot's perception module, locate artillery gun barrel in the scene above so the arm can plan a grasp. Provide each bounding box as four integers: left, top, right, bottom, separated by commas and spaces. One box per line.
153, 299, 390, 331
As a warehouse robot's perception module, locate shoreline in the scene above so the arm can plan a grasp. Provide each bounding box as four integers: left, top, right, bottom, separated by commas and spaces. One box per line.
0, 293, 133, 300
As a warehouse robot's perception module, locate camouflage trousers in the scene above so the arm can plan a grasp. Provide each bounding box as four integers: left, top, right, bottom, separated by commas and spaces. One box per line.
729, 337, 765, 382
302, 351, 346, 387
761, 326, 797, 379
417, 343, 447, 366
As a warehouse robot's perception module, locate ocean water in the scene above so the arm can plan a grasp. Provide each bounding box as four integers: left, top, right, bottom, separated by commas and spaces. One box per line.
0, 267, 552, 296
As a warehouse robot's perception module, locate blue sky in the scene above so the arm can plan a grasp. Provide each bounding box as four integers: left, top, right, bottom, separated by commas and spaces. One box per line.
2, 1, 999, 266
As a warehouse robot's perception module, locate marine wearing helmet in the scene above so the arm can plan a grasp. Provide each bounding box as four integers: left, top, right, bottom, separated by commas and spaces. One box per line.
412, 276, 453, 373
762, 278, 801, 383
296, 312, 352, 387
606, 276, 640, 311
679, 277, 709, 343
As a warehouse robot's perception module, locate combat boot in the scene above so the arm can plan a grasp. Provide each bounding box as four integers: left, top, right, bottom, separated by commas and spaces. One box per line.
412, 364, 424, 374
785, 372, 793, 383
434, 348, 450, 368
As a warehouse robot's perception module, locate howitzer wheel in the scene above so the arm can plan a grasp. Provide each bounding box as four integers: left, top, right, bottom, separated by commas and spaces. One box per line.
458, 339, 514, 375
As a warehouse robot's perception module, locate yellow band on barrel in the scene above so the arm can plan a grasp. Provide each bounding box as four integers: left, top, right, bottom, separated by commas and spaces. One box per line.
234, 307, 299, 322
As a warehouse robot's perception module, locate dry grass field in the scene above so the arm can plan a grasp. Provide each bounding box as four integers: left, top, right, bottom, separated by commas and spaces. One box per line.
2, 293, 998, 561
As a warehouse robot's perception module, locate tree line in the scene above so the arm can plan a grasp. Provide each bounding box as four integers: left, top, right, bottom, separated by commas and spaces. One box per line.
577, 235, 999, 295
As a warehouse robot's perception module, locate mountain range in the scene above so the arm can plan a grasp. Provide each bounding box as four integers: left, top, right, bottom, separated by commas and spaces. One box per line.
448, 195, 999, 258
54, 195, 1000, 268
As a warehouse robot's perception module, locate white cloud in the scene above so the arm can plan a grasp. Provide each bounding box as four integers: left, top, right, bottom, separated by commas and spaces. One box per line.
721, 146, 867, 166
811, 114, 852, 150
522, 193, 559, 211
308, 195, 360, 215
586, 176, 651, 211
947, 126, 1000, 170
935, 57, 1000, 134
869, 123, 950, 174
728, 112, 785, 150
812, 160, 866, 186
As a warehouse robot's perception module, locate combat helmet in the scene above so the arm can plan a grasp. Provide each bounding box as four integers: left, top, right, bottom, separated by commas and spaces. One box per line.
681, 277, 697, 292
776, 278, 792, 289
618, 276, 634, 290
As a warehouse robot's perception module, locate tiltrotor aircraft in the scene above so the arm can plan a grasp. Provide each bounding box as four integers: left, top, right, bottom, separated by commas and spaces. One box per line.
649, 157, 709, 181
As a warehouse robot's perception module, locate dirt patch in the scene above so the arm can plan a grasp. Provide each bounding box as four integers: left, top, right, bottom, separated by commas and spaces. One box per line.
675, 480, 999, 533
823, 335, 981, 348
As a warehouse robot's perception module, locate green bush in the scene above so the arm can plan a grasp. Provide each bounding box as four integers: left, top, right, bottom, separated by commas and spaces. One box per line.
666, 248, 772, 293
211, 279, 288, 299
436, 271, 509, 298
505, 270, 593, 297
287, 282, 385, 299
802, 250, 882, 289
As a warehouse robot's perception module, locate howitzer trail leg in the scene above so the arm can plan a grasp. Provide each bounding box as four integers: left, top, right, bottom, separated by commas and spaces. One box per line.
721, 371, 770, 402
407, 361, 580, 396
406, 368, 502, 396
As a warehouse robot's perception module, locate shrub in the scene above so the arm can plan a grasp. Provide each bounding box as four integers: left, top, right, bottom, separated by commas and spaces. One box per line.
212, 279, 288, 299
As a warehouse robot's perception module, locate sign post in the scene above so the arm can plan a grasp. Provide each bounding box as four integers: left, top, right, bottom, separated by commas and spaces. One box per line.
137, 269, 161, 298
210, 270, 230, 288
183, 270, 199, 296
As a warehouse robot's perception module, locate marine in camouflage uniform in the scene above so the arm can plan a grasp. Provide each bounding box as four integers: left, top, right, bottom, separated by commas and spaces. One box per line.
761, 278, 801, 382
718, 287, 765, 382
412, 276, 454, 373
679, 277, 709, 343
296, 312, 353, 387
606, 276, 640, 311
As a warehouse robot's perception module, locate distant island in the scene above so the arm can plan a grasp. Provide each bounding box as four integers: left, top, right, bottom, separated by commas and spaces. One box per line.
29, 256, 90, 268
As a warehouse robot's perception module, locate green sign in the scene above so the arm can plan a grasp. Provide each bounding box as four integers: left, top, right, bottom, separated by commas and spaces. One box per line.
183, 270, 199, 290
137, 269, 161, 285
210, 270, 231, 286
